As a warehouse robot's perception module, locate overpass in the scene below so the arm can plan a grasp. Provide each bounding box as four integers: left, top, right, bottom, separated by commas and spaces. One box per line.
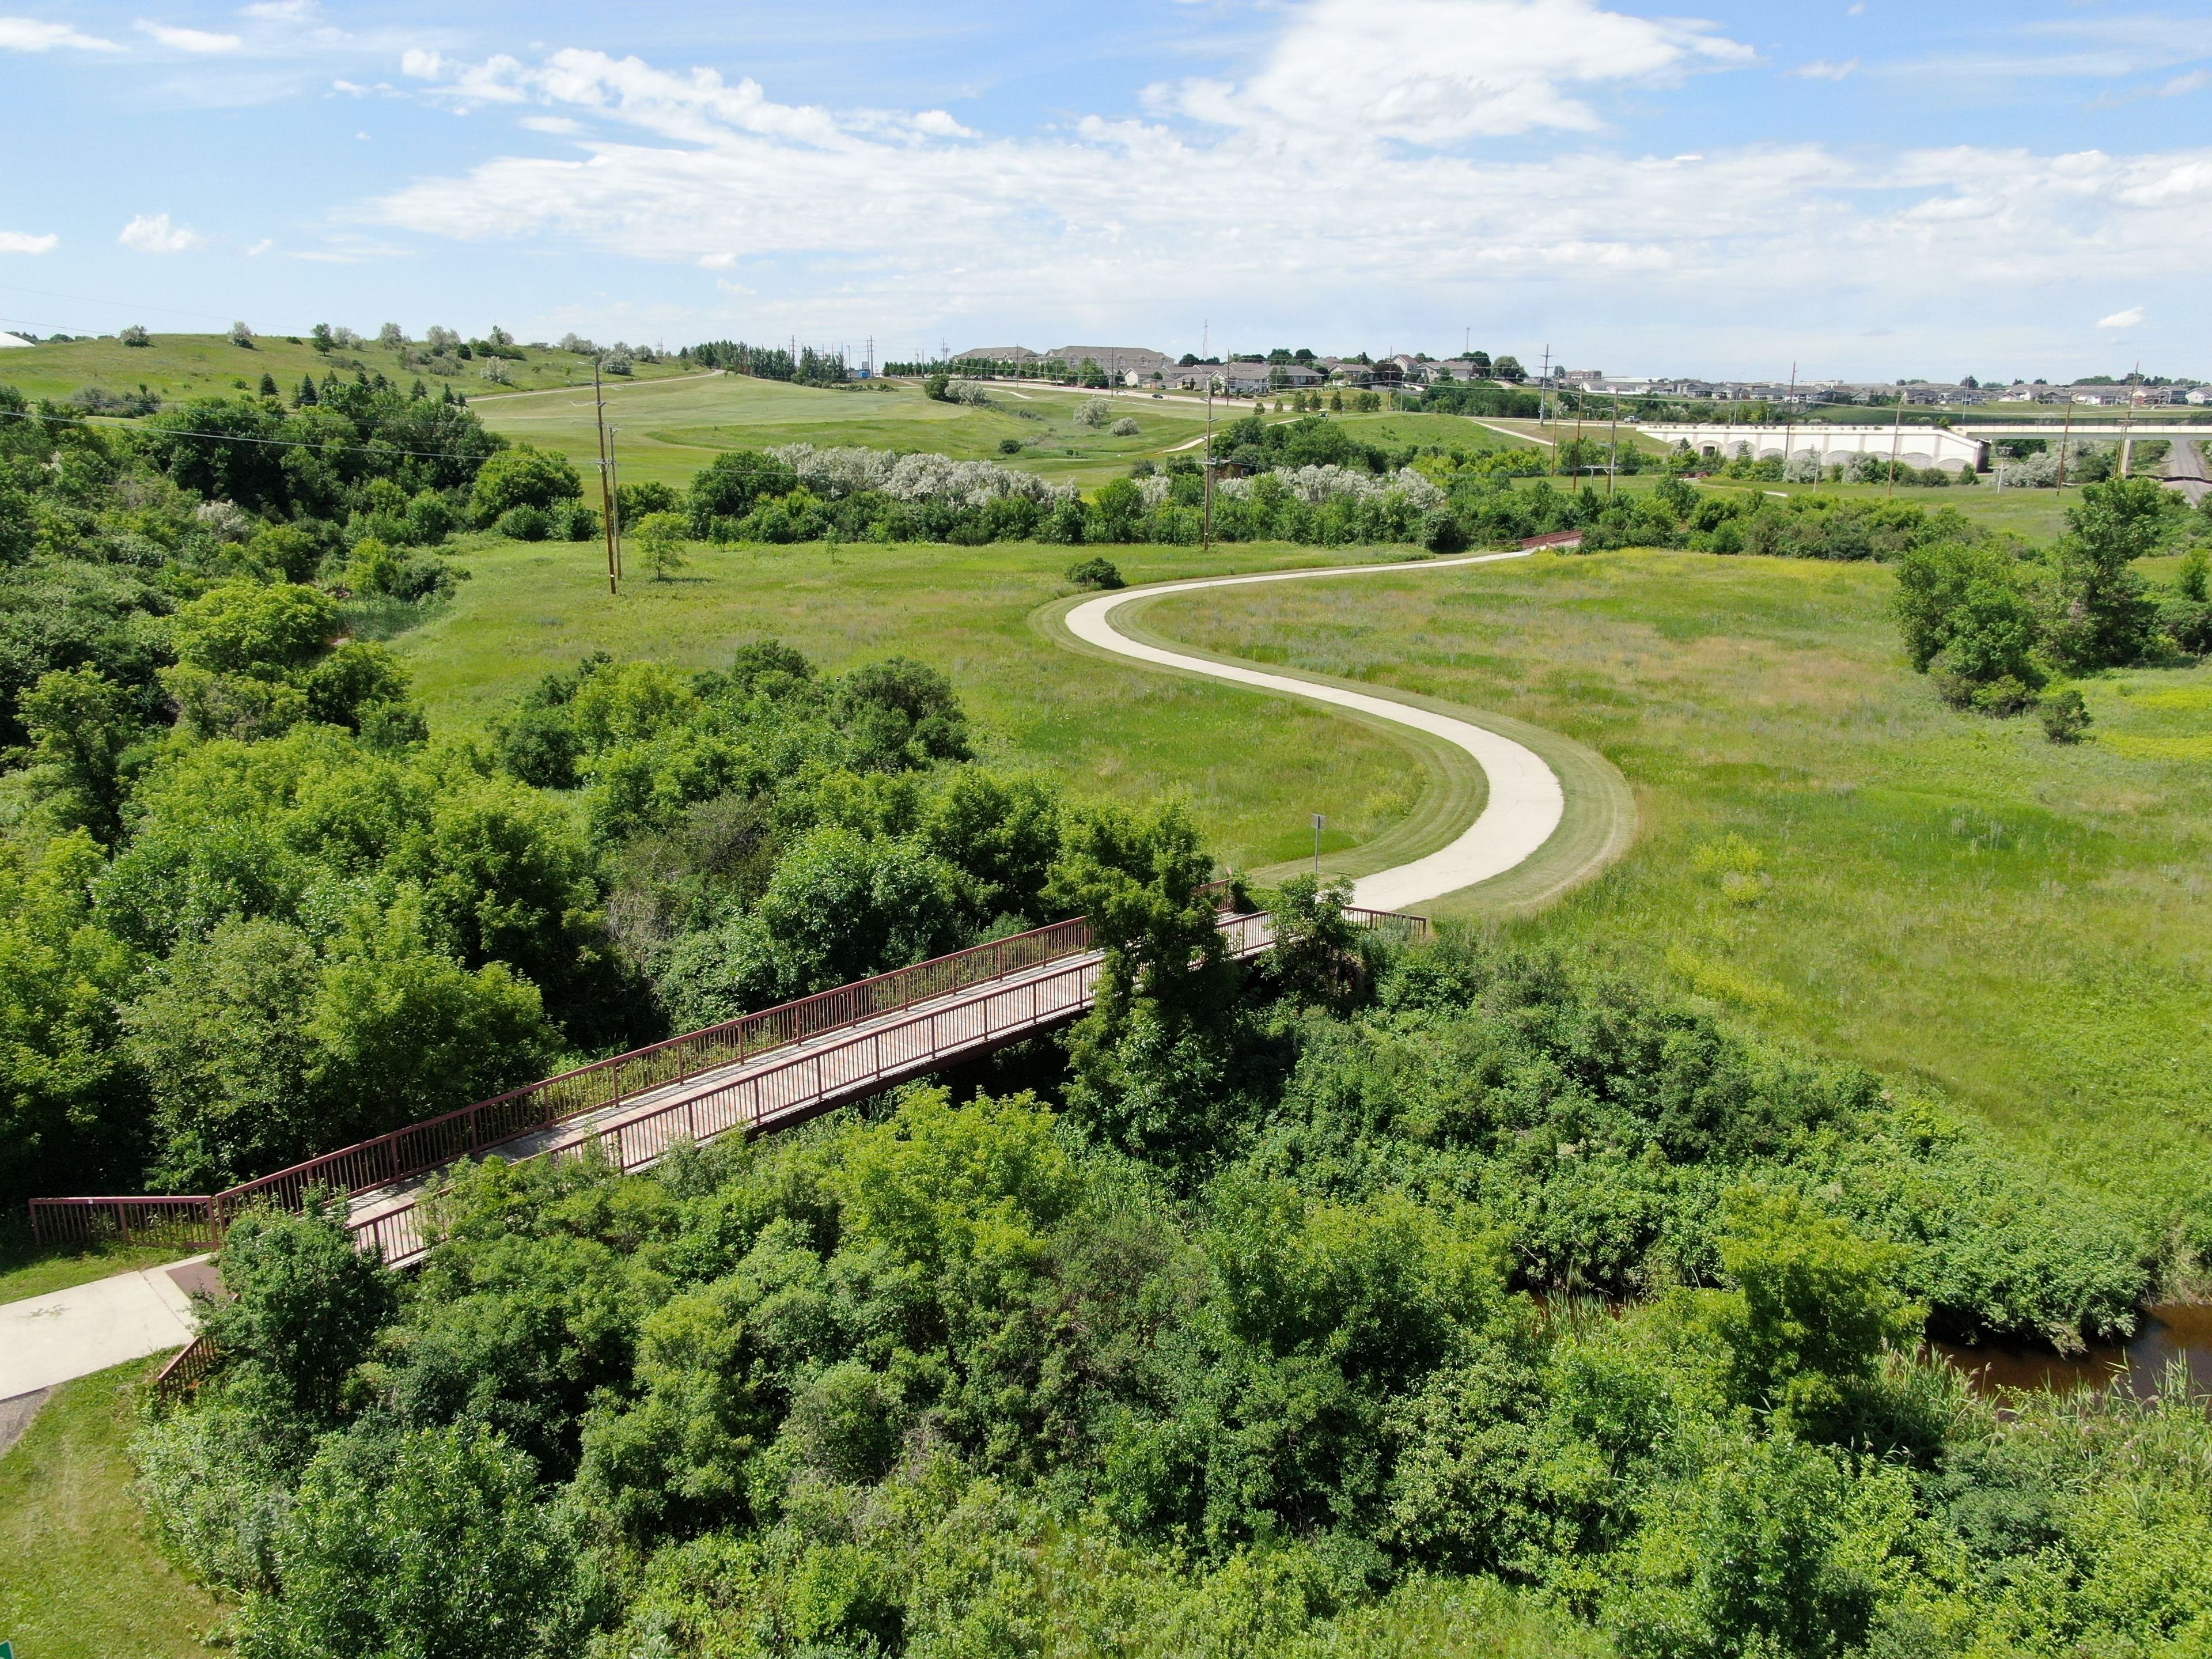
1637, 422, 2212, 475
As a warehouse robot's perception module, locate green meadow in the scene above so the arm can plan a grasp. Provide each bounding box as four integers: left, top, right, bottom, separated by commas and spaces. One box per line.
1143, 548, 2212, 1202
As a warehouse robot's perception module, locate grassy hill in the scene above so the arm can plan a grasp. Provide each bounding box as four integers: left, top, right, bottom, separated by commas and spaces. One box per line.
0, 330, 694, 407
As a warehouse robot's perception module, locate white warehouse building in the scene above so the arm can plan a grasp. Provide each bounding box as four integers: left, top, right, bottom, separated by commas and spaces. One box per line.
1638, 423, 1988, 471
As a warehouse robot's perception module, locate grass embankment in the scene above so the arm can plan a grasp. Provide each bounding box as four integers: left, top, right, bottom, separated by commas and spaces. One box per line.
0, 331, 691, 406
1144, 549, 2212, 1203
0, 1361, 228, 1658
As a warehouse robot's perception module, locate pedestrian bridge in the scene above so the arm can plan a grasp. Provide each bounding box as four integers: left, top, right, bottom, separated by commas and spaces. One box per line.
33, 903, 1424, 1272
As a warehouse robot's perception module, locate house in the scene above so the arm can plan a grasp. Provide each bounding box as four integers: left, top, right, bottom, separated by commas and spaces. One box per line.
1327, 362, 1374, 387
2187, 389, 2211, 406
1042, 345, 1173, 381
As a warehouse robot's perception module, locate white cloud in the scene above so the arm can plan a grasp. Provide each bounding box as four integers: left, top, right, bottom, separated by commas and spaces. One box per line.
137, 18, 244, 52
520, 113, 581, 134
0, 230, 58, 254
2160, 70, 2211, 97
119, 213, 205, 252
245, 237, 272, 255
0, 16, 119, 50
1792, 59, 1858, 81
359, 39, 2212, 356
1149, 0, 1755, 141
2098, 306, 2145, 329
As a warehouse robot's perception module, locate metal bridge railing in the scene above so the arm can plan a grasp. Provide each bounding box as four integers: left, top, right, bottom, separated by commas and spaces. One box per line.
33, 902, 1427, 1258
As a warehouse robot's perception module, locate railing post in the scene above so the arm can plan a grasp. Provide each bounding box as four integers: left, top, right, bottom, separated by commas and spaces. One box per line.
119, 1203, 131, 1245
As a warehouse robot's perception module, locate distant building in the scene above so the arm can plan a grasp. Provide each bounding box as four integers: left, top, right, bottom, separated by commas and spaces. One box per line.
1041, 345, 1173, 380
952, 346, 1043, 365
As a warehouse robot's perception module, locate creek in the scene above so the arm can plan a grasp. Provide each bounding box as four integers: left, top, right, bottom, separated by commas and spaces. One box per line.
1936, 1304, 2212, 1397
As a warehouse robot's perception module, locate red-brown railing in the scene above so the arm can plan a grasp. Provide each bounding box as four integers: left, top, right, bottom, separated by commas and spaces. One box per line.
26, 1194, 224, 1251
31, 914, 1103, 1247
355, 912, 1287, 1266
32, 899, 1428, 1258
148, 1333, 220, 1403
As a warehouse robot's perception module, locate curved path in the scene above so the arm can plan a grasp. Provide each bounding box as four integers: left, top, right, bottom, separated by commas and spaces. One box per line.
1062, 549, 1629, 912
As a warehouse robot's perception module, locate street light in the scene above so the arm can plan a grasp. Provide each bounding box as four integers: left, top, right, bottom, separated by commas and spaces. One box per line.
1312, 813, 1326, 879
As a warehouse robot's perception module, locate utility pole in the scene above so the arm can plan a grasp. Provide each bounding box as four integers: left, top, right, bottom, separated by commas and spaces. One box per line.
2057, 395, 2074, 490
1541, 344, 1554, 476
593, 359, 618, 595
1608, 392, 1620, 502
1887, 388, 1906, 501
1202, 368, 1218, 555
607, 423, 624, 585
1781, 362, 1797, 484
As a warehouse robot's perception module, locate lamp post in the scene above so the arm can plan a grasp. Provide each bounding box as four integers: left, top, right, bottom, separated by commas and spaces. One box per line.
1312, 813, 1325, 879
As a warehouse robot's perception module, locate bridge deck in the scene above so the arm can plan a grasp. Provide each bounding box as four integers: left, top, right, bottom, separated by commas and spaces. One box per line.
346, 915, 1273, 1265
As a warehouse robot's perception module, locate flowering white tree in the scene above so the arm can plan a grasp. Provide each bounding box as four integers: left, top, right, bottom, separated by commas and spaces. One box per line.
228, 321, 254, 347
378, 323, 406, 349
1076, 397, 1111, 429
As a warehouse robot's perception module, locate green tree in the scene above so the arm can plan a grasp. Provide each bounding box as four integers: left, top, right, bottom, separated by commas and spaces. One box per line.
1892, 541, 2047, 710
20, 665, 146, 842
2048, 475, 2175, 669
1047, 801, 1240, 1170
0, 832, 145, 1205
634, 510, 689, 581
124, 916, 324, 1189
468, 444, 582, 526
240, 1424, 578, 1659
199, 1192, 397, 1421
172, 582, 339, 677
686, 449, 798, 536
1684, 1191, 1923, 1444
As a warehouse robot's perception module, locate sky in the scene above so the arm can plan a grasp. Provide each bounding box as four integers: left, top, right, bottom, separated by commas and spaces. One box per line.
1, 0, 2207, 381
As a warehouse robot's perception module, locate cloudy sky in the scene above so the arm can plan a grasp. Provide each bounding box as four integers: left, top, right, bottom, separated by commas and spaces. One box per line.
1, 0, 2206, 380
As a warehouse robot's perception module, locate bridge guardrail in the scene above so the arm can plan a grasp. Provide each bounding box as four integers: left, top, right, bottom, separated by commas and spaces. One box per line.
32, 899, 1426, 1255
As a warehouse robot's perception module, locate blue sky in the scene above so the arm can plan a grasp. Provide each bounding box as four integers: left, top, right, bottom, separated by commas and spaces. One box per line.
1, 0, 2207, 380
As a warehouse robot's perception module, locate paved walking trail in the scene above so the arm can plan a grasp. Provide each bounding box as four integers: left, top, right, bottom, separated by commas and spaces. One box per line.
3, 547, 1584, 1415
1065, 549, 1565, 913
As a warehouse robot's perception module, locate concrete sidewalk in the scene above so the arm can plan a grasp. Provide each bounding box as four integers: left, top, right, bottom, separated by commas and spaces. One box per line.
0, 1257, 211, 1400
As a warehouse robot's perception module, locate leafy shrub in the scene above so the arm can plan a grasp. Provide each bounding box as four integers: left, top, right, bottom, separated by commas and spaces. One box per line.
1066, 556, 1126, 590
2040, 685, 2091, 743
496, 504, 551, 542
1111, 416, 1141, 437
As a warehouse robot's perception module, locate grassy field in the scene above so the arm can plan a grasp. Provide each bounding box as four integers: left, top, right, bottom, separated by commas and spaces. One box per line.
0, 1361, 228, 1658
0, 1219, 192, 1304
0, 329, 692, 406
400, 536, 1459, 870
475, 374, 1544, 492
1143, 550, 2212, 1205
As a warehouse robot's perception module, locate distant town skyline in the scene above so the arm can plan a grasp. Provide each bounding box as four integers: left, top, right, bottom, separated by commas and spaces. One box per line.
2, 1, 2206, 381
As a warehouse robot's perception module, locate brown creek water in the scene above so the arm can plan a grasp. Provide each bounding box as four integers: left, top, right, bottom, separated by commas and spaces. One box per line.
1934, 1304, 2212, 1397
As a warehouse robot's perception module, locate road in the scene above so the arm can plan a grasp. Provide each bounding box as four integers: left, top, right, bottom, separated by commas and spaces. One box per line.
2164, 438, 2210, 507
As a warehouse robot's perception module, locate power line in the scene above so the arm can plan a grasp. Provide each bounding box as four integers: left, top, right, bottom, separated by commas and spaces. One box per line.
0, 281, 237, 325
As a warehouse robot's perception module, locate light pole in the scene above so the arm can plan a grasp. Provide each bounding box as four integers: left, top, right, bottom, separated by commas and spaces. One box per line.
1312, 813, 1325, 880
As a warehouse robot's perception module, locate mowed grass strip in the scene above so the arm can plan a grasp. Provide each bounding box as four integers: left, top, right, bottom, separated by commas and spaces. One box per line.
0, 1361, 228, 1659
397, 537, 1445, 870
1143, 548, 2212, 1200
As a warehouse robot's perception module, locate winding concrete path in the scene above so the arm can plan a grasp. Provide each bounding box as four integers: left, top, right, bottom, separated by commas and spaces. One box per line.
1064, 550, 1570, 912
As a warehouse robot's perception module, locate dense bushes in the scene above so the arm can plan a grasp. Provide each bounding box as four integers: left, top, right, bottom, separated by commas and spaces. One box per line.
133, 920, 2204, 1658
